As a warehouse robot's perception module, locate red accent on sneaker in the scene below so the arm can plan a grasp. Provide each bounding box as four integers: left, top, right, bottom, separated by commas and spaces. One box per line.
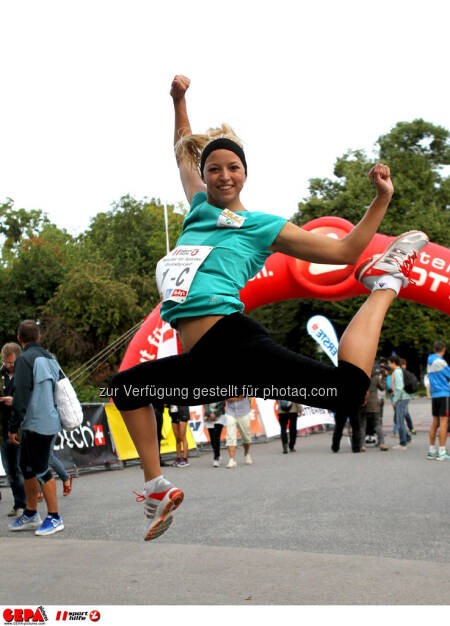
394, 251, 417, 285
133, 488, 171, 503
147, 489, 171, 502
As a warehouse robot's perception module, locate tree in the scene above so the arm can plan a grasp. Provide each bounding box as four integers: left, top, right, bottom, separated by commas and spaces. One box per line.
0, 200, 50, 264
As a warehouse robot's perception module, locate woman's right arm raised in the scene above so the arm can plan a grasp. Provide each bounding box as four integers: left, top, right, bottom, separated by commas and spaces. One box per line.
170, 75, 205, 204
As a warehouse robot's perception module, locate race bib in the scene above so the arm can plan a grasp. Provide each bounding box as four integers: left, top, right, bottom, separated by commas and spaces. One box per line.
156, 245, 213, 303
216, 208, 246, 228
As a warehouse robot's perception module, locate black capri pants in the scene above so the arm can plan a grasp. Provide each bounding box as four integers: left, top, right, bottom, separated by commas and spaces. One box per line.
20, 430, 54, 484
111, 313, 369, 415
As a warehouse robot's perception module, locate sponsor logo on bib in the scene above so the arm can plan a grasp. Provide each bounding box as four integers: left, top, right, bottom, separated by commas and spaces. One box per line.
216, 208, 246, 228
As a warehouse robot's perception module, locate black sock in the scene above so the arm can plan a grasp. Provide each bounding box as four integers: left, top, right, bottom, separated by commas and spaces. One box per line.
24, 509, 37, 517
48, 512, 60, 519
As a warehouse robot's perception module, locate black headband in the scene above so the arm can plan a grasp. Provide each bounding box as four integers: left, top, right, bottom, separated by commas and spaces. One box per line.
200, 138, 247, 177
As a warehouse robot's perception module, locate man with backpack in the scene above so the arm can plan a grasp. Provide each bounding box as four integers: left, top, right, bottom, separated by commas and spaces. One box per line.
8, 320, 64, 536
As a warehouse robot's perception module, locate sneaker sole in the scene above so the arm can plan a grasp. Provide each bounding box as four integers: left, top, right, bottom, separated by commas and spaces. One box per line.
9, 522, 42, 531
35, 523, 64, 536
145, 489, 184, 541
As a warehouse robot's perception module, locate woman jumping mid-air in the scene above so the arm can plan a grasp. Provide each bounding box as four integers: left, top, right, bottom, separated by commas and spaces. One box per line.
112, 75, 428, 540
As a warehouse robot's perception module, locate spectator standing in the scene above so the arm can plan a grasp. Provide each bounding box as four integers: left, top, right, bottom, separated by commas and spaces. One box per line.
8, 320, 64, 535
204, 401, 227, 466
331, 408, 362, 453
169, 405, 190, 467
388, 356, 411, 450
277, 401, 302, 454
0, 343, 26, 517
359, 366, 388, 451
399, 358, 416, 435
427, 341, 450, 461
225, 396, 253, 468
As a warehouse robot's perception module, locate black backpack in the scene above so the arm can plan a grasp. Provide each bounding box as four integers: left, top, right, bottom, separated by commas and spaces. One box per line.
403, 369, 419, 394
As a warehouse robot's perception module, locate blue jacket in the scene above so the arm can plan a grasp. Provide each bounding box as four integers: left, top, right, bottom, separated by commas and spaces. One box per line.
12, 343, 61, 436
427, 353, 450, 398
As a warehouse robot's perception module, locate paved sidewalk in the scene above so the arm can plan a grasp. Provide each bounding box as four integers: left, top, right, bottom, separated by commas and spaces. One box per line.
2, 398, 449, 605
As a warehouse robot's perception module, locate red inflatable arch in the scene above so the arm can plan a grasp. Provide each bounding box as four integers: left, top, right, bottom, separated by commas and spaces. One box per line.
120, 216, 450, 371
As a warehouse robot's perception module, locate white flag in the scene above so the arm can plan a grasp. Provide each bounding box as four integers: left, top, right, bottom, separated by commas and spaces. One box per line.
306, 315, 339, 367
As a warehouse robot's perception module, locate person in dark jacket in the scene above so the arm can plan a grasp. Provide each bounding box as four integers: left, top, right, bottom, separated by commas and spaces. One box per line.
277, 401, 303, 454
0, 342, 26, 517
169, 405, 191, 467
8, 320, 64, 536
359, 367, 388, 451
204, 400, 227, 466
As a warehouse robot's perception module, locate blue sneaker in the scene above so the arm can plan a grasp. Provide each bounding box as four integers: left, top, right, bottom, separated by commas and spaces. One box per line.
9, 511, 42, 531
436, 451, 450, 462
427, 451, 438, 460
35, 515, 64, 536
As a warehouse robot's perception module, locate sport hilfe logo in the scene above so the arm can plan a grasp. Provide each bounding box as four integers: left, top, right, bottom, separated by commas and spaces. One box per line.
3, 607, 47, 623
55, 610, 100, 622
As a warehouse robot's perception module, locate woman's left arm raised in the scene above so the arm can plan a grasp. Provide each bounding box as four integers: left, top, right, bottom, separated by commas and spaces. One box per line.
269, 163, 394, 264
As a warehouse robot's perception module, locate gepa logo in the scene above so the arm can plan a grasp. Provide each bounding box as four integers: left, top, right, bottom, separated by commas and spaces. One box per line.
3, 607, 48, 623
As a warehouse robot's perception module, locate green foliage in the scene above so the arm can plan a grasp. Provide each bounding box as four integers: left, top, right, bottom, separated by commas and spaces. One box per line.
0, 200, 50, 263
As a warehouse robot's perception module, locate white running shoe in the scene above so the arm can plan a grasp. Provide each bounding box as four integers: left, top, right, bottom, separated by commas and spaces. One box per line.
355, 230, 429, 290
244, 454, 253, 465
213, 459, 220, 467
134, 476, 184, 541
226, 458, 237, 468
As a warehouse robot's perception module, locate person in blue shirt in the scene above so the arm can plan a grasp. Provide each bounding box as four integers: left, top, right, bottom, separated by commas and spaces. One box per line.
427, 341, 450, 461
111, 74, 429, 541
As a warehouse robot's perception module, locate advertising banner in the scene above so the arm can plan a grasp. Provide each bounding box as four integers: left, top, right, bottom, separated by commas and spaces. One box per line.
53, 404, 117, 468
255, 399, 281, 438
104, 403, 139, 460
188, 405, 208, 444
298, 405, 335, 429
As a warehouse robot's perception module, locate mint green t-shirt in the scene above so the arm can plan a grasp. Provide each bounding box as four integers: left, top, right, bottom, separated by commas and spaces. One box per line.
160, 192, 287, 327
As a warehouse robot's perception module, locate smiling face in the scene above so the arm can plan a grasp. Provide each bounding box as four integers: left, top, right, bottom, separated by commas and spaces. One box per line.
203, 149, 247, 210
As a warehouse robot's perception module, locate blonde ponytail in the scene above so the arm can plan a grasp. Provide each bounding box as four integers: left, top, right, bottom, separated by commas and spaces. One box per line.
175, 124, 243, 170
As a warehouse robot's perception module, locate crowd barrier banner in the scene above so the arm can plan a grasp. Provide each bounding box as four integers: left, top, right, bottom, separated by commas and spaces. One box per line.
106, 403, 197, 458
255, 399, 280, 438
256, 399, 335, 438
298, 405, 335, 429
104, 403, 139, 460
53, 403, 117, 468
188, 405, 208, 444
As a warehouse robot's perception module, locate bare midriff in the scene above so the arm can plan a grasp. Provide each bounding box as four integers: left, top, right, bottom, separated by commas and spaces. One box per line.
176, 314, 225, 352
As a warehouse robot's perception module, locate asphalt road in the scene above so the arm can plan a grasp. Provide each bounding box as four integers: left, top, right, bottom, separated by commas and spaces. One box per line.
1, 397, 449, 605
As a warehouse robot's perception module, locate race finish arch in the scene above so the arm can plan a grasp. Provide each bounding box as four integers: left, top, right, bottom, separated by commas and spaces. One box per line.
119, 216, 450, 371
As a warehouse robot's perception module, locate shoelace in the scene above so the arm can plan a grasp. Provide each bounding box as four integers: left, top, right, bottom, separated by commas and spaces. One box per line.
133, 490, 161, 520
394, 251, 417, 285
133, 490, 145, 502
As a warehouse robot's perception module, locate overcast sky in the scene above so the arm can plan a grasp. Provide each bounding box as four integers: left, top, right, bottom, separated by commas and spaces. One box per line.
1, 0, 449, 235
